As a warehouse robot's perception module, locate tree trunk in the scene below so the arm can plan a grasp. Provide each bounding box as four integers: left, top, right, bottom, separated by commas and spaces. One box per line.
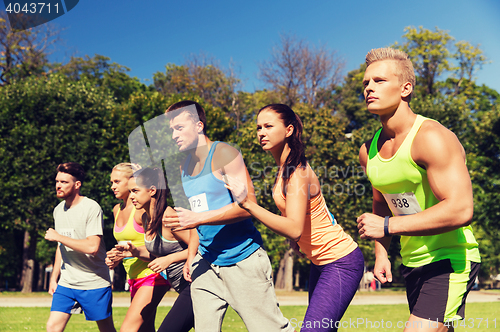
20, 229, 36, 293
294, 268, 300, 288
275, 247, 294, 291
275, 256, 285, 289
37, 262, 45, 291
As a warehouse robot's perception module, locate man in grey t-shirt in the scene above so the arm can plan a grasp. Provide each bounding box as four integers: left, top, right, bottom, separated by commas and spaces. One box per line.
45, 162, 116, 332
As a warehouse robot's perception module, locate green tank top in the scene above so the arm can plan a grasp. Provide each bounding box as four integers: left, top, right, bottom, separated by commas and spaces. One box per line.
113, 206, 153, 279
366, 115, 480, 267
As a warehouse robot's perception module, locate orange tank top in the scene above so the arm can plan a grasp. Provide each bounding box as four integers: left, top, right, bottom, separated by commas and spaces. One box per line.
273, 169, 358, 266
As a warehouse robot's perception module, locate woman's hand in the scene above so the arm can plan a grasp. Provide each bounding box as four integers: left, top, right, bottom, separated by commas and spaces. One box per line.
290, 240, 306, 258
114, 242, 137, 258
148, 256, 172, 274
223, 174, 249, 206
105, 256, 121, 270
183, 256, 194, 283
106, 247, 124, 262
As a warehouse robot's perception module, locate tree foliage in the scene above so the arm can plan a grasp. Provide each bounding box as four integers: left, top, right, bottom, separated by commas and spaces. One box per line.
152, 53, 242, 125
54, 54, 148, 103
332, 64, 379, 132
0, 73, 139, 290
397, 26, 489, 99
0, 12, 59, 86
397, 26, 454, 96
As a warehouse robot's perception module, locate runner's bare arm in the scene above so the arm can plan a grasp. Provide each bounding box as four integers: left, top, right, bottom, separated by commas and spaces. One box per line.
228, 166, 310, 242
166, 144, 255, 228
48, 246, 62, 295
389, 121, 473, 236
45, 229, 102, 256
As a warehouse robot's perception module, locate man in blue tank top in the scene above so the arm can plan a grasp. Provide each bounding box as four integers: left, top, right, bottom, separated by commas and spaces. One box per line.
163, 101, 293, 332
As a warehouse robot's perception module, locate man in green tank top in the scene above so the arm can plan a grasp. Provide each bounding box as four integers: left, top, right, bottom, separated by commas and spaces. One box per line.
356, 48, 480, 331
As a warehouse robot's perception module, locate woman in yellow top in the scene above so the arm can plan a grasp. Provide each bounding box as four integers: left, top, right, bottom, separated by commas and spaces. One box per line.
106, 163, 170, 332
225, 104, 364, 332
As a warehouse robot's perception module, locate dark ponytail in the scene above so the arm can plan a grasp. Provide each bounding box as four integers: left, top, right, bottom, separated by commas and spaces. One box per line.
257, 104, 307, 180
133, 167, 169, 236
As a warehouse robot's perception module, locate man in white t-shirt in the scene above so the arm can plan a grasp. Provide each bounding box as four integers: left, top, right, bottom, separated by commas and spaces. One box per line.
45, 162, 116, 332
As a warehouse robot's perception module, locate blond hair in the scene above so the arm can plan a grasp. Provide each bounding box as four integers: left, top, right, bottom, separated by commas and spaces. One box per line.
365, 48, 415, 90
112, 163, 142, 178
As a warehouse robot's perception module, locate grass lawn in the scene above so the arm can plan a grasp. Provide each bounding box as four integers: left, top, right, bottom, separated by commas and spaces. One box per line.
0, 302, 498, 331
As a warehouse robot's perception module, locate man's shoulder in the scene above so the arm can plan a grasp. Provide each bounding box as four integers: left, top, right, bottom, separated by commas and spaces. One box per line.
419, 117, 447, 133
415, 118, 457, 146
213, 141, 240, 156
80, 196, 102, 208
53, 200, 66, 213
213, 141, 242, 166
76, 197, 103, 218
412, 117, 466, 166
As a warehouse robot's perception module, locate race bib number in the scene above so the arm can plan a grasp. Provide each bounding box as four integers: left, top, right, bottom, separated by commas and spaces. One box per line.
188, 193, 209, 213
59, 228, 75, 252
59, 228, 75, 238
383, 192, 422, 216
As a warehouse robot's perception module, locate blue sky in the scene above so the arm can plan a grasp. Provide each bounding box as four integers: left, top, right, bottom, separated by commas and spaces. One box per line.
6, 0, 500, 93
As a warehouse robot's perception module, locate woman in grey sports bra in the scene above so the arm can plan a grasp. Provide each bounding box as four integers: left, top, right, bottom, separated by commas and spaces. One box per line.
115, 167, 194, 332
143, 227, 188, 292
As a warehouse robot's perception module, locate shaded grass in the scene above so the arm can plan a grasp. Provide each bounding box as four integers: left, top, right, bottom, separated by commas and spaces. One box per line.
0, 302, 498, 331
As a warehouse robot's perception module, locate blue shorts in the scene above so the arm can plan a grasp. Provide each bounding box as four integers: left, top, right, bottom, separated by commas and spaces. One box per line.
51, 285, 113, 321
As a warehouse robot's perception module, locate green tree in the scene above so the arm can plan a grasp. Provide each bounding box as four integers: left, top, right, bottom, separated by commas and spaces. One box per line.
465, 89, 500, 278
0, 12, 59, 85
332, 65, 380, 132
54, 54, 148, 103
449, 41, 488, 96
397, 26, 454, 96
0, 73, 138, 292
152, 54, 242, 127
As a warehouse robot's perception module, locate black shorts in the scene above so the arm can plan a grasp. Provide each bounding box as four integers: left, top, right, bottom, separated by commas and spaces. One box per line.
400, 259, 480, 322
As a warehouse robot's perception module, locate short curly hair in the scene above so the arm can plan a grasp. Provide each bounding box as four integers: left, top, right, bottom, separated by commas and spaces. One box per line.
57, 162, 85, 183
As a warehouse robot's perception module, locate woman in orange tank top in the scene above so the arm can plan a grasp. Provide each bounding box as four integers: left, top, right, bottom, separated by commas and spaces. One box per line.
225, 104, 364, 331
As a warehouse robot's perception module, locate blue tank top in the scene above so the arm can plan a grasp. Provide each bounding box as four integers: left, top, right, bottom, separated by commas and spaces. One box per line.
181, 141, 263, 266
